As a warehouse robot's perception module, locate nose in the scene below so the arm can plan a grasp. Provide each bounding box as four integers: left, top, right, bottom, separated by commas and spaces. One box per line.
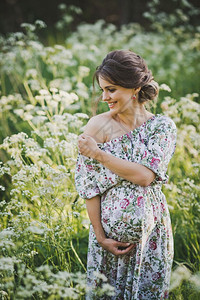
102, 91, 110, 101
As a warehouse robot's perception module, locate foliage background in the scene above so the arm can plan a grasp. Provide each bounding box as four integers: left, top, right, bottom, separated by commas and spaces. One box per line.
1, 0, 200, 35
0, 0, 200, 299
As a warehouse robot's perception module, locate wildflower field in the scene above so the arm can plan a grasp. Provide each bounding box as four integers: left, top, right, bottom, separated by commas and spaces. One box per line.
0, 2, 200, 299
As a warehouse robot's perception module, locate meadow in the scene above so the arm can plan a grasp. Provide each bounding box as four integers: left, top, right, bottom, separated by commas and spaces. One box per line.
0, 2, 200, 299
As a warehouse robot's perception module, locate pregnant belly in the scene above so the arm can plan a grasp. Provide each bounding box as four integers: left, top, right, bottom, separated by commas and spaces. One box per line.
101, 183, 156, 243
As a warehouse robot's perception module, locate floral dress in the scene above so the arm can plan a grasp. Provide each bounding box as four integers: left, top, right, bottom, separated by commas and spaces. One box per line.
75, 114, 177, 300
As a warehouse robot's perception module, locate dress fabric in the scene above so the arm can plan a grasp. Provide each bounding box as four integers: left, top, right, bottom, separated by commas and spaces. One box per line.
75, 114, 177, 300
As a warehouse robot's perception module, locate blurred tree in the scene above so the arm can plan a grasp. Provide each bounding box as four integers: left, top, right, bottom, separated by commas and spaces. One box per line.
0, 0, 199, 35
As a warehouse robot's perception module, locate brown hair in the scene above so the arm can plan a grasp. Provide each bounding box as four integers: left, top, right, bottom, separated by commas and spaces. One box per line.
94, 50, 159, 103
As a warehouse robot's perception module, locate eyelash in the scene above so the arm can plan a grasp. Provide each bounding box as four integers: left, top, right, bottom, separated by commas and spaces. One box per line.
100, 88, 116, 93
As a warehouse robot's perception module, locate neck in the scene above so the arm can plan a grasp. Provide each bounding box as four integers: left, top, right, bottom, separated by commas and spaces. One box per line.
112, 102, 151, 130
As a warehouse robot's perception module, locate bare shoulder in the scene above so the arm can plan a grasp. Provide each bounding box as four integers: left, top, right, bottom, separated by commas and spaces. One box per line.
83, 112, 112, 143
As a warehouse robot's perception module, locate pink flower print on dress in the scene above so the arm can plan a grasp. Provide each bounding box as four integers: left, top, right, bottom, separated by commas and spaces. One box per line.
86, 164, 93, 172
123, 214, 131, 222
161, 202, 165, 212
164, 290, 169, 299
102, 217, 108, 224
149, 240, 157, 250
137, 196, 144, 207
152, 272, 161, 281
95, 187, 100, 193
75, 114, 176, 298
142, 150, 147, 159
150, 157, 160, 168
120, 198, 130, 209
156, 227, 160, 236
109, 177, 115, 184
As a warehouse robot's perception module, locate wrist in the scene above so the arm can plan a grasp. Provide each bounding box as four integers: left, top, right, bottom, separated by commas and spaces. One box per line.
97, 235, 106, 245
93, 228, 106, 244
94, 148, 108, 163
93, 148, 103, 161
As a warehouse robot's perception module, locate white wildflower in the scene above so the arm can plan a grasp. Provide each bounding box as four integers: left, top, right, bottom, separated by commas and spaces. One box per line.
92, 271, 108, 282
52, 94, 61, 102
28, 41, 43, 51
190, 273, 200, 290
39, 89, 50, 96
21, 49, 32, 61
159, 83, 171, 92
101, 283, 115, 296
58, 3, 67, 10
31, 116, 48, 124
54, 45, 65, 51
50, 87, 58, 93
27, 250, 38, 258
16, 41, 25, 47
36, 110, 46, 116
35, 20, 47, 29
22, 190, 31, 197
23, 113, 33, 121
0, 291, 9, 298
14, 109, 24, 117
0, 228, 15, 238
75, 113, 89, 119
21, 23, 36, 31
26, 226, 45, 235
45, 46, 55, 54
0, 185, 5, 191
70, 92, 78, 101
170, 265, 191, 291
58, 287, 78, 298
78, 66, 90, 78
28, 79, 41, 91
49, 99, 58, 108
0, 257, 14, 271
26, 68, 38, 78
9, 132, 28, 143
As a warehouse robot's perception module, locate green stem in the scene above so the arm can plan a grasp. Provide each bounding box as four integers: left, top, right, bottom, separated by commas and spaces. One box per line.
1, 73, 6, 95
70, 240, 86, 272
23, 81, 36, 105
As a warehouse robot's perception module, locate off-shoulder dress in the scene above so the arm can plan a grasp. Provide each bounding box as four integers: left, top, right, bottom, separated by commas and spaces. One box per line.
75, 114, 177, 300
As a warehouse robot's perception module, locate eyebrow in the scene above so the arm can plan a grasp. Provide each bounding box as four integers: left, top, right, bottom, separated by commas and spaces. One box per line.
100, 85, 116, 89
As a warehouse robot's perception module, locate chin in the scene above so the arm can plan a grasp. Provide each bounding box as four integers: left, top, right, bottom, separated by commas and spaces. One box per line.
109, 109, 118, 116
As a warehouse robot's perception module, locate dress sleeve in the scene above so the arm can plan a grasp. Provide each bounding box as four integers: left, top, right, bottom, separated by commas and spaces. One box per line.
139, 117, 177, 183
75, 152, 122, 199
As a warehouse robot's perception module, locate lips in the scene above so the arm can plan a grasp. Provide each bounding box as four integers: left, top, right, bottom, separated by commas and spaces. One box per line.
108, 101, 117, 108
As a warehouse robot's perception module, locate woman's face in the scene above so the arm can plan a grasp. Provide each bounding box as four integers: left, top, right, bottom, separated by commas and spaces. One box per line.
99, 77, 135, 112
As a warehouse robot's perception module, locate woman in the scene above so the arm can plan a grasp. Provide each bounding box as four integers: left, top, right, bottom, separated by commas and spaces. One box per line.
75, 50, 177, 299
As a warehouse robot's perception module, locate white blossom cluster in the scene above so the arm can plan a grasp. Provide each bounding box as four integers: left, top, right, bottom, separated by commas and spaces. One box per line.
0, 8, 199, 298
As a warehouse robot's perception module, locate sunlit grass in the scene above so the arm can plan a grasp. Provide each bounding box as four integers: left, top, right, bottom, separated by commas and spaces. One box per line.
0, 3, 200, 298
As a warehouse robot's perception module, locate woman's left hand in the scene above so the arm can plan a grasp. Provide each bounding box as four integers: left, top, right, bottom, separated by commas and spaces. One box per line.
78, 133, 100, 159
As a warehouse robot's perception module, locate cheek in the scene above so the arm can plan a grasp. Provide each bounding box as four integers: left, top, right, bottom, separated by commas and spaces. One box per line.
113, 92, 123, 100
78, 139, 83, 146
116, 92, 130, 101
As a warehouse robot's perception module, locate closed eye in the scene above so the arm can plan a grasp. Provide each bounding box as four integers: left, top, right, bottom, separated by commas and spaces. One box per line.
108, 89, 116, 93
100, 88, 116, 93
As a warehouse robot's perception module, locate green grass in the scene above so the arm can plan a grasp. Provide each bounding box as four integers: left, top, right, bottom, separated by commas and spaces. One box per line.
0, 4, 200, 299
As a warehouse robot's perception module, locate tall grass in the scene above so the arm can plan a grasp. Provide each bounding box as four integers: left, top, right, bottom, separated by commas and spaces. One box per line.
0, 1, 200, 298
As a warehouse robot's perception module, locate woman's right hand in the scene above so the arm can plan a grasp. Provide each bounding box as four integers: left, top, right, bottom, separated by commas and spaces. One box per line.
98, 238, 136, 256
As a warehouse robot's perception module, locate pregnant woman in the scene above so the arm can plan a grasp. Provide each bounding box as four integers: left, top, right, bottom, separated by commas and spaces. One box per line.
75, 50, 177, 299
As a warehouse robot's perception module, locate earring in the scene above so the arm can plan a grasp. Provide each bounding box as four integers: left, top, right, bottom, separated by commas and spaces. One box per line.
132, 94, 136, 100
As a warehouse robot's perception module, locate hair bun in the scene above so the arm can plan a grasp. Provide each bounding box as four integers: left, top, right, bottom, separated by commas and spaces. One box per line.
139, 80, 159, 103
94, 50, 159, 103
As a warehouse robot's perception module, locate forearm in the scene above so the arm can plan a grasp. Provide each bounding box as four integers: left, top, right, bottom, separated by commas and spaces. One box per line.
94, 149, 155, 186
85, 195, 106, 243
86, 195, 134, 256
